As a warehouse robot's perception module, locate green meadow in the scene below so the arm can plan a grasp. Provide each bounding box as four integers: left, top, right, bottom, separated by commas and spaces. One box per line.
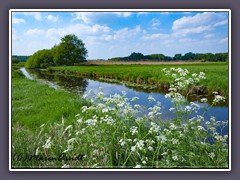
48, 62, 228, 96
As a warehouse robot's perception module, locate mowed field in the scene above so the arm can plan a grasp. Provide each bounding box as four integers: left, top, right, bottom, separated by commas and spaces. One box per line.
49, 62, 229, 96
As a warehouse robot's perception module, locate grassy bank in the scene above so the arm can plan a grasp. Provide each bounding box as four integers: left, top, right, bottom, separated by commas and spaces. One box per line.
12, 70, 88, 130
47, 62, 228, 96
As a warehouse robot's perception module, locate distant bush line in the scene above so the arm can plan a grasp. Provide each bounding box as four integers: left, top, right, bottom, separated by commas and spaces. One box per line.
108, 52, 228, 62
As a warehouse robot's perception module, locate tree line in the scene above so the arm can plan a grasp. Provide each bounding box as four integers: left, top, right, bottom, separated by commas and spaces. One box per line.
108, 52, 228, 62
12, 55, 30, 63
25, 34, 88, 68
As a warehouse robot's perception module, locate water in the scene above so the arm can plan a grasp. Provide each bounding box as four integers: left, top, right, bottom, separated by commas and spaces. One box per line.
20, 67, 229, 134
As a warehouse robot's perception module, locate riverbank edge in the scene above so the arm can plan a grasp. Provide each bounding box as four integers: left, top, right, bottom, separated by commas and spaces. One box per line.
44, 67, 228, 101
11, 69, 89, 130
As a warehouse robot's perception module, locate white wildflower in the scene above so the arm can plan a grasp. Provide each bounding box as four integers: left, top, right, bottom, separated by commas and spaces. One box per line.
77, 118, 83, 123
209, 152, 215, 159
131, 97, 139, 101
81, 106, 87, 113
161, 152, 167, 156
197, 126, 206, 131
130, 126, 138, 135
102, 108, 109, 113
134, 165, 141, 168
169, 107, 175, 111
68, 138, 76, 143
63, 125, 73, 134
148, 146, 153, 151
172, 138, 179, 145
131, 146, 136, 152
61, 164, 70, 168
172, 155, 178, 161
184, 105, 192, 112
35, 147, 39, 156
192, 73, 198, 77
169, 123, 177, 130
213, 95, 225, 104
200, 98, 208, 103
148, 95, 156, 102
85, 118, 97, 126
119, 138, 126, 146
42, 137, 52, 149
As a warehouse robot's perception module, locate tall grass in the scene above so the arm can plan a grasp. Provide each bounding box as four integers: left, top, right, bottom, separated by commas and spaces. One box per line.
12, 68, 228, 169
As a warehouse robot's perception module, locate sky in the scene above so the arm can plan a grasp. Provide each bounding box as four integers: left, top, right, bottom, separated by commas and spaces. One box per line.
11, 11, 229, 60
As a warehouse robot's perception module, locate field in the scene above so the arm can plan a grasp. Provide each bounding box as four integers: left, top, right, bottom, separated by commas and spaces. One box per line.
48, 62, 229, 96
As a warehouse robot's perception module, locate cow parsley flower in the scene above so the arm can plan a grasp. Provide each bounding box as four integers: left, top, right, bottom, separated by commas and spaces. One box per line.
130, 126, 138, 135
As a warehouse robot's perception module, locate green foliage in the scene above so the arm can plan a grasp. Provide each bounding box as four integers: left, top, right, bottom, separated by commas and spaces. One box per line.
12, 55, 30, 62
12, 69, 24, 78
54, 34, 88, 66
25, 49, 55, 68
108, 52, 228, 62
12, 57, 20, 64
25, 34, 88, 69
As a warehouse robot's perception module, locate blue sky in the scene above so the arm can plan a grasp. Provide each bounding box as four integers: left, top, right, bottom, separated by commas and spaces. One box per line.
12, 11, 229, 59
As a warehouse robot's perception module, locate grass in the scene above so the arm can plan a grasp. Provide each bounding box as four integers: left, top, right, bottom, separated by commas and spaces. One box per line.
11, 68, 228, 168
12, 69, 88, 130
47, 62, 229, 96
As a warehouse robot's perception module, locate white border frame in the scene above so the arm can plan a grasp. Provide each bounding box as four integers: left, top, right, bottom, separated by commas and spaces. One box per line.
9, 9, 231, 171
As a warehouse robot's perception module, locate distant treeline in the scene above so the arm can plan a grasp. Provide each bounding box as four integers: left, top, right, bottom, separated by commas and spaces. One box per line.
108, 52, 228, 62
12, 55, 30, 62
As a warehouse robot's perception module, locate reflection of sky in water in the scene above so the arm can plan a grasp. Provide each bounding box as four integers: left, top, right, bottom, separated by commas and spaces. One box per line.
84, 79, 228, 123
21, 68, 229, 135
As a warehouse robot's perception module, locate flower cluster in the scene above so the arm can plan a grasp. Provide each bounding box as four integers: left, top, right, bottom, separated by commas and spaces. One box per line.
30, 68, 228, 169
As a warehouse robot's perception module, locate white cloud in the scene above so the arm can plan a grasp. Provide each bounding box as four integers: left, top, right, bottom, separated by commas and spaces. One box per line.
174, 25, 212, 37
12, 29, 19, 41
178, 38, 196, 43
142, 33, 169, 40
113, 25, 143, 40
46, 23, 111, 39
12, 17, 26, 24
220, 37, 228, 43
152, 18, 161, 27
47, 15, 59, 22
172, 12, 227, 36
114, 12, 132, 17
25, 28, 45, 36
204, 33, 215, 38
72, 12, 94, 23
23, 12, 42, 21
214, 20, 228, 27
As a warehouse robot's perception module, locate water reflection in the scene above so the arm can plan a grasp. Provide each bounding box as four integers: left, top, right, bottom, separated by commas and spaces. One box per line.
25, 68, 89, 94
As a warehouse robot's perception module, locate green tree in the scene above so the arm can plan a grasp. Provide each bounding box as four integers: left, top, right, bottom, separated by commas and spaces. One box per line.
12, 57, 20, 64
54, 34, 88, 66
25, 49, 55, 68
173, 53, 182, 60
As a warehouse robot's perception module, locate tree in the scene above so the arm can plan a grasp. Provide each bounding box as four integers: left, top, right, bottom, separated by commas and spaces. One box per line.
127, 52, 145, 61
12, 57, 20, 64
25, 49, 54, 68
173, 53, 182, 61
54, 34, 88, 66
